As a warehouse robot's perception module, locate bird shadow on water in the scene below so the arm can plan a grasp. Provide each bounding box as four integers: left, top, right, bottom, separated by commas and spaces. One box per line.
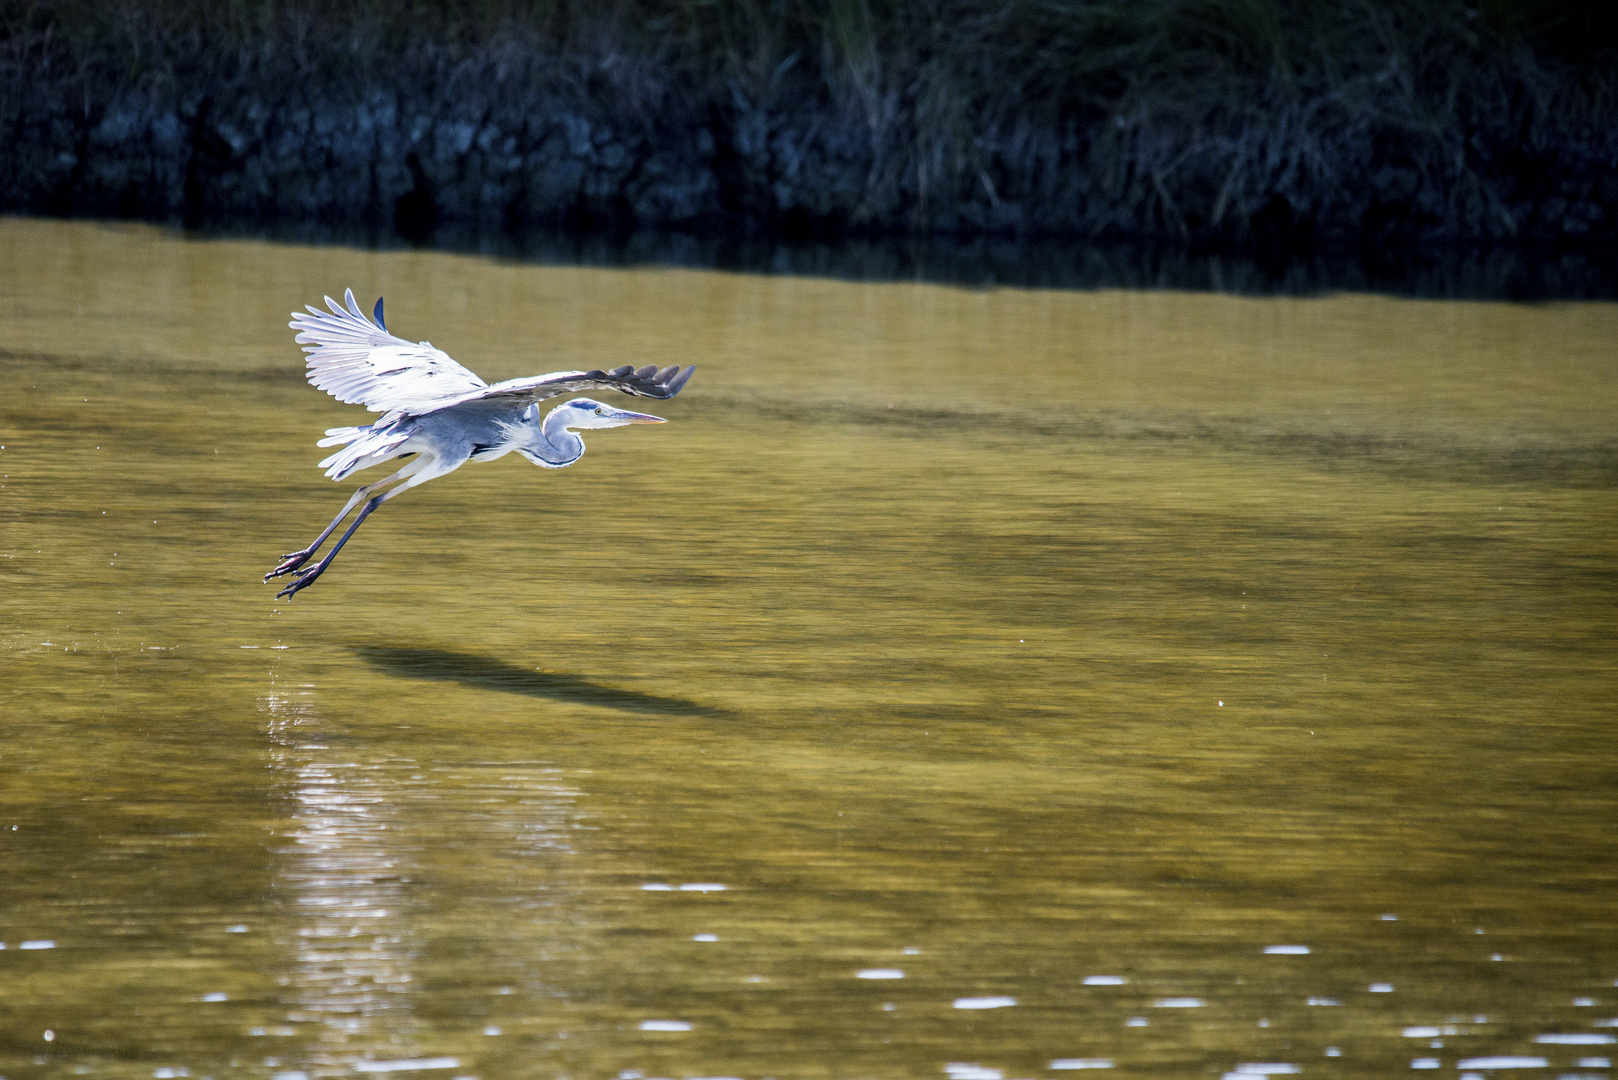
350, 645, 727, 717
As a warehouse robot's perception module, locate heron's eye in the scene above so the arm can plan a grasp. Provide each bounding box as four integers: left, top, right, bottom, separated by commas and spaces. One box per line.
594, 407, 604, 415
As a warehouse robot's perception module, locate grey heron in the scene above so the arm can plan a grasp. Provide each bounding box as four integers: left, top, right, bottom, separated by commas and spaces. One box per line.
264, 289, 693, 600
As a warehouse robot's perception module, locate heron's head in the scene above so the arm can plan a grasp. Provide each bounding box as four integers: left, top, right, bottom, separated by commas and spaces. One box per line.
556, 398, 667, 430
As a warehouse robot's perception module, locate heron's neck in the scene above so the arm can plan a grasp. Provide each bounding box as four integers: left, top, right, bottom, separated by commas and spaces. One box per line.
528, 407, 584, 466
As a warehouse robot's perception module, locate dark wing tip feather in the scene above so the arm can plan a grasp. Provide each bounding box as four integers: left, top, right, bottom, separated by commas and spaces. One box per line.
373, 296, 387, 331
665, 364, 695, 395
574, 363, 694, 400
633, 363, 694, 399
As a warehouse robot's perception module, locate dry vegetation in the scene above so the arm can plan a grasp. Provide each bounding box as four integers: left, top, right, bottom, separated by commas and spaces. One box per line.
3, 0, 1616, 245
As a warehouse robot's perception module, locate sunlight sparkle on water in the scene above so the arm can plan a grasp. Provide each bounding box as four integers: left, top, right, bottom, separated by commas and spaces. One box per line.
945, 1065, 1002, 1080
351, 1059, 460, 1073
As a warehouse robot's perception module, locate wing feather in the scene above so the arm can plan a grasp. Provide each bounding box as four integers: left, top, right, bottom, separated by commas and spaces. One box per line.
435, 362, 695, 411
289, 288, 695, 416
290, 288, 488, 412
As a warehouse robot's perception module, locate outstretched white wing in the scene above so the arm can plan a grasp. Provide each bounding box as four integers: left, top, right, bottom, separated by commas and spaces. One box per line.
291, 289, 488, 413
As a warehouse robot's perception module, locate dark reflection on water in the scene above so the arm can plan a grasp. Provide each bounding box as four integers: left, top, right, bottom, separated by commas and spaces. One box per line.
186, 217, 1618, 301
351, 645, 728, 716
690, 395, 1618, 488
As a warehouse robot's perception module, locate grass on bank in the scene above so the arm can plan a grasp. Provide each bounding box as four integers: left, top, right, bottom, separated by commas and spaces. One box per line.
3, 0, 1616, 240
10, 0, 1614, 89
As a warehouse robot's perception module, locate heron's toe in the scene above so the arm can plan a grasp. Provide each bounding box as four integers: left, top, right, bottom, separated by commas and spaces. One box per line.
265, 551, 314, 581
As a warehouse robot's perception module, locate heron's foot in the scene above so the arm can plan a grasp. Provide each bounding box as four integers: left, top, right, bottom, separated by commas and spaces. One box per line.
264, 549, 316, 583
273, 560, 329, 601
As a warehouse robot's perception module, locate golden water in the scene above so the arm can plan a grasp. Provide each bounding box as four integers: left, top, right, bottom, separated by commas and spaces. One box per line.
2, 217, 1616, 1080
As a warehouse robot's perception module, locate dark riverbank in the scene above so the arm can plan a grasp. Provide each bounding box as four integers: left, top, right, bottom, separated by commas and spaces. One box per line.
185, 214, 1618, 300
5, 0, 1618, 259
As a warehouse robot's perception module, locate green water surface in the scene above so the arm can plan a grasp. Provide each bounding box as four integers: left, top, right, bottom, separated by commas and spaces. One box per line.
2, 218, 1616, 1080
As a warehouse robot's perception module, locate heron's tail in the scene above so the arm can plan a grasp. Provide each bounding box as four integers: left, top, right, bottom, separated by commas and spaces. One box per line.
316, 425, 369, 449
316, 423, 413, 480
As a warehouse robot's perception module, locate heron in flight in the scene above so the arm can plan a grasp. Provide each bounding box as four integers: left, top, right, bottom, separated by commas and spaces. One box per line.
264, 289, 693, 600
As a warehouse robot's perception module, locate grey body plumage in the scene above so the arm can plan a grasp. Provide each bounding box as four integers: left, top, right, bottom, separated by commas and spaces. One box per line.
264, 289, 693, 600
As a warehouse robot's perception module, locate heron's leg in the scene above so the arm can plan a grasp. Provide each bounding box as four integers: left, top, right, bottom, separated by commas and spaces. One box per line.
264, 468, 411, 582
269, 450, 463, 600
273, 491, 388, 601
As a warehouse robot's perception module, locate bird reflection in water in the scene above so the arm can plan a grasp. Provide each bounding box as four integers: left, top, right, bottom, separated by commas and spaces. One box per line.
260, 683, 592, 1072
261, 688, 425, 1070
